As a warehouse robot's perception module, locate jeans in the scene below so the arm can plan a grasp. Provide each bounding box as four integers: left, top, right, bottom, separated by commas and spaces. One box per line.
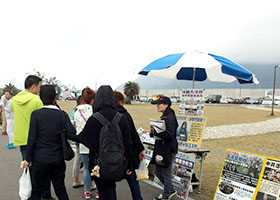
29, 160, 69, 200
126, 170, 143, 200
155, 154, 176, 198
20, 145, 53, 199
81, 154, 91, 191
112, 170, 143, 200
72, 144, 82, 179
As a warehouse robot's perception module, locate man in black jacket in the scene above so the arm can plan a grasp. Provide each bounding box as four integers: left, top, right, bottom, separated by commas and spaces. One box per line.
23, 85, 76, 200
151, 96, 178, 200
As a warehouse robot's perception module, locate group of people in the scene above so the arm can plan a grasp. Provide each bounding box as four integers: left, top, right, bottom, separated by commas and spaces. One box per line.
1, 75, 179, 200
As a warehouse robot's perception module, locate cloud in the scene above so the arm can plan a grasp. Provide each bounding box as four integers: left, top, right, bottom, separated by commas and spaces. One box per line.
0, 0, 279, 89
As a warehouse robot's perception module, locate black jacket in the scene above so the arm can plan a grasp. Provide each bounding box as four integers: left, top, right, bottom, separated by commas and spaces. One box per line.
117, 105, 144, 169
153, 107, 178, 154
74, 86, 133, 171
26, 108, 76, 163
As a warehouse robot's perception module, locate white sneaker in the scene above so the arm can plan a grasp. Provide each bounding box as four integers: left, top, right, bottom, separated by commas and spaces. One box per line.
168, 191, 177, 199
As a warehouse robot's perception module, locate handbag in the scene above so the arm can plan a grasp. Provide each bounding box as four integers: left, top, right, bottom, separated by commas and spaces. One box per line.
19, 168, 32, 200
60, 111, 75, 161
136, 160, 149, 180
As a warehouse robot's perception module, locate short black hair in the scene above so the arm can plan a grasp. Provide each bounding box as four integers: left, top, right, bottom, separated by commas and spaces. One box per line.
39, 85, 56, 105
4, 90, 13, 96
24, 75, 42, 89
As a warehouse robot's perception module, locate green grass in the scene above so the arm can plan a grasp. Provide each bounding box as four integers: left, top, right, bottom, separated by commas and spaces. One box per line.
124, 104, 274, 130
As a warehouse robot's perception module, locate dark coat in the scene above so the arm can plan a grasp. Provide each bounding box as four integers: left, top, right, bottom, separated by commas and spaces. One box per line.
117, 105, 144, 169
74, 86, 133, 171
26, 108, 76, 163
153, 107, 178, 154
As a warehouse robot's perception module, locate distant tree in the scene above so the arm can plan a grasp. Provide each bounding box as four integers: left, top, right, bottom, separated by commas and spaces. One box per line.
3, 83, 21, 95
27, 69, 69, 97
123, 81, 140, 101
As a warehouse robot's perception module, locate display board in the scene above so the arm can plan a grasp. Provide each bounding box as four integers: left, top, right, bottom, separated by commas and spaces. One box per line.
214, 149, 280, 200
179, 89, 204, 116
255, 158, 280, 200
176, 115, 207, 150
172, 152, 196, 199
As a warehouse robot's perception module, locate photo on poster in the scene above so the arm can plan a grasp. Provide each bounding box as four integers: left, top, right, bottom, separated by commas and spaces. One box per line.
218, 181, 234, 195
176, 120, 191, 141
255, 192, 277, 200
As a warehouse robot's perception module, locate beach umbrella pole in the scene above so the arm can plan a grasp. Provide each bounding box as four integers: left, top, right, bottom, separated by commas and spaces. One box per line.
271, 65, 279, 116
192, 68, 196, 89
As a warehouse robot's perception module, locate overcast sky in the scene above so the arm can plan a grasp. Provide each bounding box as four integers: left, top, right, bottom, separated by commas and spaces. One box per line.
0, 0, 280, 90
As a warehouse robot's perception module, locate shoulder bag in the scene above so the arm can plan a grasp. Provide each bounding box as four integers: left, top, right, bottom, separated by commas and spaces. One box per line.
60, 111, 75, 161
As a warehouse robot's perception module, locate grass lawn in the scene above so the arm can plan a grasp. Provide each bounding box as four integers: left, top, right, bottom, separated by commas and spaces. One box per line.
57, 101, 279, 199
58, 102, 275, 129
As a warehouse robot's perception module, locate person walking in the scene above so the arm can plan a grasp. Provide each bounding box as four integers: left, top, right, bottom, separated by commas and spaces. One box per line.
11, 75, 43, 158
1, 93, 8, 135
73, 85, 133, 200
0, 91, 16, 149
71, 95, 84, 189
22, 85, 76, 200
12, 75, 54, 200
113, 91, 145, 200
150, 96, 178, 200
73, 87, 97, 199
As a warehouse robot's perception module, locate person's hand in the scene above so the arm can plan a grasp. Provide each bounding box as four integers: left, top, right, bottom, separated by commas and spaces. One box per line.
139, 151, 145, 161
150, 126, 154, 137
22, 160, 30, 168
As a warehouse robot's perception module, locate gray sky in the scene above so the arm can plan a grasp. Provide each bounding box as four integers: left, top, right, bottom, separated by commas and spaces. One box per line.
0, 0, 280, 90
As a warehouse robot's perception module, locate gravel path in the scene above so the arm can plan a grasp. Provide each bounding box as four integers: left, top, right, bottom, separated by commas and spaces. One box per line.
203, 106, 280, 139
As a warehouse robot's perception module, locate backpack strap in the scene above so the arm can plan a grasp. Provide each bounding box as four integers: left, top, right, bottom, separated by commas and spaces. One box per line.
112, 112, 122, 124
93, 112, 122, 125
92, 112, 109, 126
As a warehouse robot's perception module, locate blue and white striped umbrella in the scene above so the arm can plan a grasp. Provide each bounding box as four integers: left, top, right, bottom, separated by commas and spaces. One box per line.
139, 51, 259, 87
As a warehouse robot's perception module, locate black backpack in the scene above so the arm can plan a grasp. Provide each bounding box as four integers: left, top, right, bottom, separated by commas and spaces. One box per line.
93, 112, 127, 181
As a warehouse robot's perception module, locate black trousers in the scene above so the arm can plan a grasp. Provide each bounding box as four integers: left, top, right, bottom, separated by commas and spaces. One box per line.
29, 160, 69, 200
93, 177, 115, 200
21, 145, 52, 199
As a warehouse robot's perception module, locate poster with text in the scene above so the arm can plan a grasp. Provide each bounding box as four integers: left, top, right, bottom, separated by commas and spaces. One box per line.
176, 115, 207, 150
214, 149, 266, 200
172, 152, 196, 199
179, 89, 204, 116
255, 158, 280, 200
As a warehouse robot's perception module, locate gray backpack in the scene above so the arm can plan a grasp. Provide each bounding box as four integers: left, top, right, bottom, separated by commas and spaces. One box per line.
93, 112, 127, 181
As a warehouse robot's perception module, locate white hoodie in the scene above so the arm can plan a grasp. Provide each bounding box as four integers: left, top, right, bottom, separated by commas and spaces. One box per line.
73, 104, 93, 154
4, 98, 14, 120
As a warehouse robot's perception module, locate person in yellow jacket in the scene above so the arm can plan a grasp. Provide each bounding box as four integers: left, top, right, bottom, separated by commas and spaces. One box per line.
12, 75, 56, 200
12, 75, 43, 159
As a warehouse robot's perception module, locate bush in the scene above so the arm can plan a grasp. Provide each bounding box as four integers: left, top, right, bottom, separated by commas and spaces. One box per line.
124, 98, 131, 104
